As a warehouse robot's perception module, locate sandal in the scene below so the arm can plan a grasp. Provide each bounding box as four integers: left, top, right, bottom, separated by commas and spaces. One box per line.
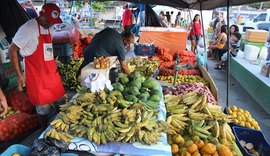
214, 66, 222, 70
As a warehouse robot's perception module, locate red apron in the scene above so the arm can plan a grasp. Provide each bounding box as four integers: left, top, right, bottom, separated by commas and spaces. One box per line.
25, 21, 65, 105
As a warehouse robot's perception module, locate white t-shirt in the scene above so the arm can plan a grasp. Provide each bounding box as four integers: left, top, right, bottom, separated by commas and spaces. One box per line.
12, 19, 54, 57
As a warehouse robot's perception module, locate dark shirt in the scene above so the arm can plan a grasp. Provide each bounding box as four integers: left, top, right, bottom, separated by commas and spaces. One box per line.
26, 8, 38, 19
83, 28, 126, 64
213, 17, 220, 30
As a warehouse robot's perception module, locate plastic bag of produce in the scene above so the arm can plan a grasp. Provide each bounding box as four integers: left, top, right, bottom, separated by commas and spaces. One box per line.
0, 112, 39, 142
30, 139, 60, 156
52, 28, 81, 44
6, 91, 34, 113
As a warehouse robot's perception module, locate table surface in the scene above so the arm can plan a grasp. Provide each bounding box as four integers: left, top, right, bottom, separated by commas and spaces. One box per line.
233, 52, 270, 87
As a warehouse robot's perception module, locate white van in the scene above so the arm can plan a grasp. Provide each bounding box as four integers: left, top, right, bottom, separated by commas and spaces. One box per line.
243, 9, 270, 32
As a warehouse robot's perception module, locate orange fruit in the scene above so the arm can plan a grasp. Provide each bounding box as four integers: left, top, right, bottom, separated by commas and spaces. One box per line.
231, 106, 237, 112
233, 119, 239, 124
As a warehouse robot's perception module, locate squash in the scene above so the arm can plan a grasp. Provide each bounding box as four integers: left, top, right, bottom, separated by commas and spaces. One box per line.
195, 139, 204, 149
181, 151, 191, 156
187, 144, 198, 154
201, 143, 216, 154
217, 145, 232, 156
172, 144, 179, 154
191, 151, 201, 156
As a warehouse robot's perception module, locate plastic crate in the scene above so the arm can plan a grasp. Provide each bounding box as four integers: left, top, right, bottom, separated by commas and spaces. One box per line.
134, 44, 155, 56
1, 144, 30, 156
232, 126, 270, 156
53, 43, 74, 56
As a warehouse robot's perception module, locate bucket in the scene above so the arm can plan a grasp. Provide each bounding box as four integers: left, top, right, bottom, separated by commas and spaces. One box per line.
259, 46, 268, 60
244, 45, 260, 61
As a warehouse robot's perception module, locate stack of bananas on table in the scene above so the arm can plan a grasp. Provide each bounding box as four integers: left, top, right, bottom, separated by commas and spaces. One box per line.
45, 91, 171, 145
127, 57, 160, 77
165, 92, 235, 143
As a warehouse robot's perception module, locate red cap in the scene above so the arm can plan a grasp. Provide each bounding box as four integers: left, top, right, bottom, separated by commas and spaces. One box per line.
42, 3, 62, 24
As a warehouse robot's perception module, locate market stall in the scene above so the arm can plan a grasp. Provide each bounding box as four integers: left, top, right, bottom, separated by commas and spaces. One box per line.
139, 27, 187, 54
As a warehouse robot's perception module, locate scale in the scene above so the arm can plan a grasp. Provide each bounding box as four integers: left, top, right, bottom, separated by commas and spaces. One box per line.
173, 54, 194, 86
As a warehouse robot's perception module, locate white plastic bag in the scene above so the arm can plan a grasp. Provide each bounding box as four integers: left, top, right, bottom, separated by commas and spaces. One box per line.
84, 73, 113, 92
198, 37, 205, 48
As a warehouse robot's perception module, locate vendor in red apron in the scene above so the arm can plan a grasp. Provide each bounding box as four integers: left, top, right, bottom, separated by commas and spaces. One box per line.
9, 3, 65, 129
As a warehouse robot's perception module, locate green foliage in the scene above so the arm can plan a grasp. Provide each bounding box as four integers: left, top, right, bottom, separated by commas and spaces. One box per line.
91, 2, 112, 12
248, 2, 270, 9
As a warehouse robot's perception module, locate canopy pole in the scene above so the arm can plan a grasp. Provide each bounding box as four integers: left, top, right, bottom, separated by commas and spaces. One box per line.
69, 0, 74, 15
199, 2, 207, 57
226, 0, 230, 107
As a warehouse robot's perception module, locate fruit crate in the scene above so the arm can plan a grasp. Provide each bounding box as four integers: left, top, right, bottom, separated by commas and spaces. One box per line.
53, 43, 74, 56
232, 126, 270, 156
134, 44, 155, 56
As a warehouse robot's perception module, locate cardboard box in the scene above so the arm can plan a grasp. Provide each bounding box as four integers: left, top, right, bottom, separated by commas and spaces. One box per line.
261, 64, 270, 77
245, 29, 269, 43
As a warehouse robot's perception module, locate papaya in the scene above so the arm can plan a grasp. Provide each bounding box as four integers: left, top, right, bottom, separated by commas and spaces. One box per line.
125, 95, 138, 103
142, 91, 150, 99
112, 82, 124, 92
119, 76, 129, 85
130, 86, 140, 96
130, 79, 142, 89
128, 71, 142, 81
143, 78, 159, 90
137, 93, 148, 102
149, 95, 161, 102
150, 90, 162, 98
118, 72, 125, 78
140, 87, 148, 92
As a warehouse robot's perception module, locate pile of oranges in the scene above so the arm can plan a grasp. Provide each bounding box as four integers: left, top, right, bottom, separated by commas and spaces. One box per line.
227, 106, 260, 130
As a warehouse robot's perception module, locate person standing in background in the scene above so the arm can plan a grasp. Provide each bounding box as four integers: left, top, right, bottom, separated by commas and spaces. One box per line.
159, 11, 167, 23
165, 11, 171, 26
122, 3, 133, 33
175, 12, 181, 27
170, 11, 176, 27
188, 14, 203, 53
211, 12, 220, 39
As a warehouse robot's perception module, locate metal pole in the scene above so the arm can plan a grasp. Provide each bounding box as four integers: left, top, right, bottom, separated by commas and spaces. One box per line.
90, 0, 93, 29
226, 0, 230, 107
199, 2, 207, 56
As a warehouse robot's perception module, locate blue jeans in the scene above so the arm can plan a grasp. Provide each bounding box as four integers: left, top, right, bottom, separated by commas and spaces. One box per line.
131, 24, 140, 36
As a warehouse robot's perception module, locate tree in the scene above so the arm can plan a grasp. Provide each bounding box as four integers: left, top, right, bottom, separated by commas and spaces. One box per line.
248, 2, 270, 9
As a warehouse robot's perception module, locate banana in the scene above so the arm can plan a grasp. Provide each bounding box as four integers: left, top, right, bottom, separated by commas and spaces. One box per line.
194, 126, 212, 136
212, 120, 220, 138
116, 134, 126, 142
188, 110, 208, 120
117, 126, 132, 133
100, 132, 107, 145
193, 129, 209, 139
114, 121, 129, 128
183, 92, 197, 98
203, 106, 213, 117
136, 119, 149, 129
191, 96, 203, 110
219, 121, 226, 140
136, 114, 142, 123
173, 114, 190, 121
199, 95, 207, 111
94, 132, 101, 145
170, 108, 187, 114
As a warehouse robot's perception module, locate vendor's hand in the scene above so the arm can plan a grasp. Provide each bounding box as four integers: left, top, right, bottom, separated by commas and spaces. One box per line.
17, 74, 25, 92
0, 90, 8, 117
0, 100, 8, 117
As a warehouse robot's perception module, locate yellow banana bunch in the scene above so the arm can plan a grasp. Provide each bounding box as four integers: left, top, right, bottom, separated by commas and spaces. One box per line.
50, 119, 69, 132
188, 110, 209, 120
45, 128, 74, 143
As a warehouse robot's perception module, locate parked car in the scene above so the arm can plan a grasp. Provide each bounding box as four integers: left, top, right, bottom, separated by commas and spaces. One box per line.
243, 9, 270, 32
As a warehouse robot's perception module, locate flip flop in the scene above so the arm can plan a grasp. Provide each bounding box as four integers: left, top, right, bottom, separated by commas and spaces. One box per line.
214, 66, 222, 70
